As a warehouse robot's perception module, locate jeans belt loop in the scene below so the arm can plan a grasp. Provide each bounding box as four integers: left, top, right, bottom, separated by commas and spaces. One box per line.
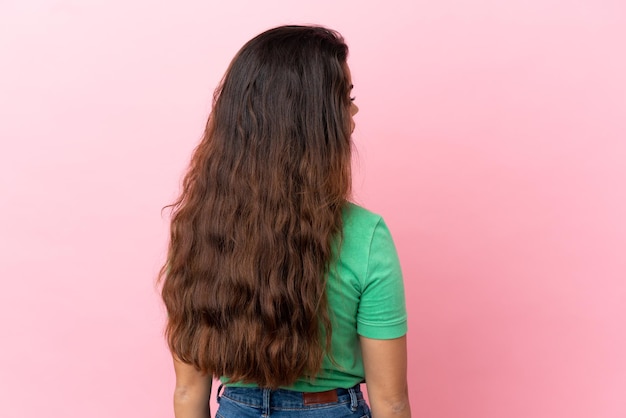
348, 385, 358, 411
261, 387, 271, 417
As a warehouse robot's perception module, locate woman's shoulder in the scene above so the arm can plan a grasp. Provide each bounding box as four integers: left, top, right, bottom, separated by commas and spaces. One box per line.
343, 202, 383, 226
341, 202, 386, 244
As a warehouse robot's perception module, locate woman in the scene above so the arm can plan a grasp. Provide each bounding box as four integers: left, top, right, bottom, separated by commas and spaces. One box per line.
160, 25, 410, 418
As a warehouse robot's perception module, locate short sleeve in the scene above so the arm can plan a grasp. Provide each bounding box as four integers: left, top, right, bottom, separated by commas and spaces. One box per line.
356, 218, 408, 339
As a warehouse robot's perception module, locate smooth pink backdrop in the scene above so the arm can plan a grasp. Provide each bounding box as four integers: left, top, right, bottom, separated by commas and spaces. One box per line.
1, 1, 624, 417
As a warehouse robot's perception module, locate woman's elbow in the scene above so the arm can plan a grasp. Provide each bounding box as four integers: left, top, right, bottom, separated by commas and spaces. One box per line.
371, 389, 411, 417
173, 385, 194, 403
386, 396, 411, 416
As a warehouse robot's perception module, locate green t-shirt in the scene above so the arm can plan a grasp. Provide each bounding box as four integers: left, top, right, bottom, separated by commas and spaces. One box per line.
222, 203, 408, 391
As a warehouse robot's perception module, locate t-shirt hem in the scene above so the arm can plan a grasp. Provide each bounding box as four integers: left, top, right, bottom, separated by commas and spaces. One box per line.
221, 377, 366, 392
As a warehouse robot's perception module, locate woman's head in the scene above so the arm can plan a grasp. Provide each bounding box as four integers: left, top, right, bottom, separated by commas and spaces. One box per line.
208, 25, 355, 202
161, 25, 356, 388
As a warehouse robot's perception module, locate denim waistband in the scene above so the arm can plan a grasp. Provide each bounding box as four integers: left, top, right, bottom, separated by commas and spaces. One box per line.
218, 383, 363, 413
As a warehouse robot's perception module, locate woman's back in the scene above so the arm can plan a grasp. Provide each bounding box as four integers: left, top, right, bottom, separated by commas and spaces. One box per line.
221, 203, 407, 391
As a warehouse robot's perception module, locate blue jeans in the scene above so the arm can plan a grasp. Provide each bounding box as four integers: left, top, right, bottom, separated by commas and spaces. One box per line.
215, 384, 371, 418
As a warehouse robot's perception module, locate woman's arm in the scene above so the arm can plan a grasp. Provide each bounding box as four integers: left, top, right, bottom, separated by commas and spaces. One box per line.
172, 356, 212, 418
360, 335, 411, 418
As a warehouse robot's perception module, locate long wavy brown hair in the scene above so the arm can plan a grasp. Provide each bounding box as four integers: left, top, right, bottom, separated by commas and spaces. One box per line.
159, 26, 353, 388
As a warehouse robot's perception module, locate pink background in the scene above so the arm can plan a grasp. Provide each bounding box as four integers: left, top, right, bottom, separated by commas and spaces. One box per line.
1, 1, 625, 417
